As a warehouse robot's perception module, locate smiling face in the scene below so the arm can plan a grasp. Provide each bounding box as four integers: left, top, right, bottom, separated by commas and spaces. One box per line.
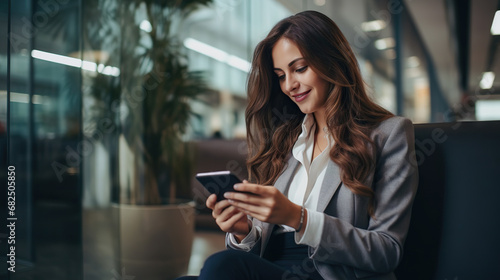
272, 38, 330, 117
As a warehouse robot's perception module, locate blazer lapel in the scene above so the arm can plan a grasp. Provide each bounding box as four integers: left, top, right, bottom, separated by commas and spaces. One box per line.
259, 156, 299, 256
317, 160, 342, 213
275, 156, 299, 194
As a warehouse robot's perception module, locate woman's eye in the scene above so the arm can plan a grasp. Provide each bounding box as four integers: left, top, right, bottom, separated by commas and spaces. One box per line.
296, 66, 308, 73
277, 74, 285, 80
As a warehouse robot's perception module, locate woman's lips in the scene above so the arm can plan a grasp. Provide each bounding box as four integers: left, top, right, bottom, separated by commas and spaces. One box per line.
293, 90, 310, 102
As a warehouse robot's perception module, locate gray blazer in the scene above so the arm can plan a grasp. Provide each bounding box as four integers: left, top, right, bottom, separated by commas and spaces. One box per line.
226, 116, 418, 279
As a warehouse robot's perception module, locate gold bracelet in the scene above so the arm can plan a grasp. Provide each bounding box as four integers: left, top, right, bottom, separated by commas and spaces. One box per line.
295, 205, 305, 232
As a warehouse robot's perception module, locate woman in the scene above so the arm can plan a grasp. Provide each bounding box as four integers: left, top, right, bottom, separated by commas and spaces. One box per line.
180, 10, 418, 280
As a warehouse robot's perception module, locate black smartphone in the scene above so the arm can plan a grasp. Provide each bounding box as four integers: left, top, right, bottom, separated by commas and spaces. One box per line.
195, 171, 242, 201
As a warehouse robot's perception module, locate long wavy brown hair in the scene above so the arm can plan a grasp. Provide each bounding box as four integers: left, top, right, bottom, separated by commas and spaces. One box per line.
245, 11, 393, 214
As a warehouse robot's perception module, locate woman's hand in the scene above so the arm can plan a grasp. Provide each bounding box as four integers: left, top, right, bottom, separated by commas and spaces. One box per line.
206, 194, 250, 242
224, 180, 303, 231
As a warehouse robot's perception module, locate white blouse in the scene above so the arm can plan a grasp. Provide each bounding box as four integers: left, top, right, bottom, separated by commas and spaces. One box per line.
228, 114, 332, 250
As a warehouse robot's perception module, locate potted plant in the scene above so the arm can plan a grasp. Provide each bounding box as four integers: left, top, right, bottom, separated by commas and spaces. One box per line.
114, 0, 213, 279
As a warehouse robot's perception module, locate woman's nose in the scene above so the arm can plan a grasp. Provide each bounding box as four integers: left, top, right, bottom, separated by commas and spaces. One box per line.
285, 76, 298, 93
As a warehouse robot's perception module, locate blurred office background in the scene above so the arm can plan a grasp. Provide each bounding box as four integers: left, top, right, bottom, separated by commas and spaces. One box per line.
0, 0, 499, 279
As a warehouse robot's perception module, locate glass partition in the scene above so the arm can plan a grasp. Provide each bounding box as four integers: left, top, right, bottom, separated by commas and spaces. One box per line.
2, 0, 84, 279
0, 1, 9, 276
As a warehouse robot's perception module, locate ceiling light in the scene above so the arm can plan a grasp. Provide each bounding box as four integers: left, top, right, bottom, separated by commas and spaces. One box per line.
32, 50, 81, 68
31, 49, 120, 77
314, 0, 326, 6
490, 10, 500, 35
184, 38, 228, 62
81, 60, 97, 72
184, 37, 251, 73
480, 72, 495, 89
227, 55, 251, 73
374, 37, 395, 50
406, 56, 420, 68
361, 20, 386, 32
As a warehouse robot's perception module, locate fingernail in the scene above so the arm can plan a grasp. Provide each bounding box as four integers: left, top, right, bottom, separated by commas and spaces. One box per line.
228, 199, 234, 203
224, 192, 230, 198
234, 184, 241, 190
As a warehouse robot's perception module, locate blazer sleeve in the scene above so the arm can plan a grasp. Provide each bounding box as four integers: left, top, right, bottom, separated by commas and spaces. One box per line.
310, 117, 418, 275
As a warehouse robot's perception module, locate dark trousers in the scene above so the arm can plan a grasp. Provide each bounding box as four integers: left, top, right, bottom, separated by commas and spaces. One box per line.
176, 232, 323, 280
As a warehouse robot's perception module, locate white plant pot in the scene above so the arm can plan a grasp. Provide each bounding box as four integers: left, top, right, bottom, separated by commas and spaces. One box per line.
114, 201, 195, 280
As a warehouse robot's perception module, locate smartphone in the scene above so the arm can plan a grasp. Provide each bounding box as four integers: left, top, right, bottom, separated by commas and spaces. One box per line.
195, 171, 242, 201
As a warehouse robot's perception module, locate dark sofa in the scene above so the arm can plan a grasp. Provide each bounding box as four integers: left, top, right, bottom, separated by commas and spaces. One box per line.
192, 121, 500, 279
395, 121, 500, 279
